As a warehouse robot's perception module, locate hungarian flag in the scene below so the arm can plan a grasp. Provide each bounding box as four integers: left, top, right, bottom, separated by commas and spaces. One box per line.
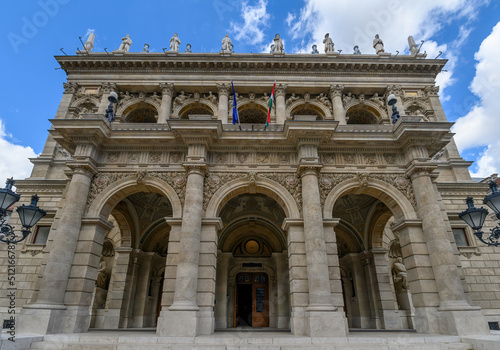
266, 81, 276, 127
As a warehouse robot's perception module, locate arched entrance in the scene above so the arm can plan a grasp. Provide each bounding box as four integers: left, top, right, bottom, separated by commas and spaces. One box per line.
332, 191, 415, 330
89, 190, 174, 329
214, 193, 290, 329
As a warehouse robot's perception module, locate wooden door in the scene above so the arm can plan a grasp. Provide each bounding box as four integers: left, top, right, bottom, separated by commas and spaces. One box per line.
251, 274, 269, 327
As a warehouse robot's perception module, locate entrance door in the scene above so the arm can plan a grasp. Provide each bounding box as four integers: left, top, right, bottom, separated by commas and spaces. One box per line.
235, 273, 269, 327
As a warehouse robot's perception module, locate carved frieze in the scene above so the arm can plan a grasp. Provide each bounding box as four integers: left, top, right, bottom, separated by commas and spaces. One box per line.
259, 173, 302, 214
364, 154, 377, 165
87, 171, 188, 211
203, 172, 247, 210
323, 153, 336, 164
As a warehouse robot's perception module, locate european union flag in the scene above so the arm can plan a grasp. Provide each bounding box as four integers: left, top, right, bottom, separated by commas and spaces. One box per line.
231, 80, 239, 126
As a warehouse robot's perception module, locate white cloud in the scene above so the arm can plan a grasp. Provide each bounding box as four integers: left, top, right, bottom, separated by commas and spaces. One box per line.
0, 119, 37, 182
286, 0, 488, 97
230, 0, 270, 46
453, 21, 500, 177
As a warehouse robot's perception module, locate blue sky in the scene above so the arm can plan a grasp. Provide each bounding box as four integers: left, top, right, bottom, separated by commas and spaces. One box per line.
1, 0, 499, 182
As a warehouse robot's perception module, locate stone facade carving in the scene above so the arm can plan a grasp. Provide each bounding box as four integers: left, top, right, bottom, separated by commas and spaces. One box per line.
392, 257, 409, 290
323, 153, 336, 164
373, 34, 384, 55
259, 173, 302, 214
63, 82, 79, 94
116, 34, 132, 52
203, 172, 247, 210
384, 153, 397, 164
344, 154, 356, 164
370, 173, 417, 209
149, 171, 187, 206
323, 33, 335, 53
364, 154, 376, 165
170, 33, 181, 51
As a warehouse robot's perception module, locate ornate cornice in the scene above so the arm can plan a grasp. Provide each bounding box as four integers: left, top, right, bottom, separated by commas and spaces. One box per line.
55, 55, 447, 78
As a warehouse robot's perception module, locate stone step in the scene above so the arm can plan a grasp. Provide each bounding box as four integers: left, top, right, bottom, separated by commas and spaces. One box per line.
27, 334, 476, 350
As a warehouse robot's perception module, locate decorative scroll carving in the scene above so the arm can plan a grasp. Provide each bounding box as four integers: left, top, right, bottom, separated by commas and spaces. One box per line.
369, 173, 417, 210
87, 171, 187, 210
63, 82, 79, 94
259, 172, 302, 214
318, 173, 357, 208
203, 172, 247, 210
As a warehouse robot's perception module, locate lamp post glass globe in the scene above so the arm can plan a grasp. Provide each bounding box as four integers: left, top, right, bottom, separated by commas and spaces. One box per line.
0, 178, 47, 244
484, 181, 500, 219
387, 94, 397, 106
459, 193, 500, 247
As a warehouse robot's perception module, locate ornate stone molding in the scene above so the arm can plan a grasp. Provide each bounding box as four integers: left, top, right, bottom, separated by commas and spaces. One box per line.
329, 84, 344, 98
63, 82, 79, 94
298, 165, 322, 178
203, 172, 247, 210
184, 164, 207, 176
86, 171, 188, 211
386, 84, 403, 97
258, 172, 302, 214
424, 85, 439, 98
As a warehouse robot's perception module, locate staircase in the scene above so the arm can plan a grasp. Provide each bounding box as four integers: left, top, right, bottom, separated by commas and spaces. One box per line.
26, 330, 481, 350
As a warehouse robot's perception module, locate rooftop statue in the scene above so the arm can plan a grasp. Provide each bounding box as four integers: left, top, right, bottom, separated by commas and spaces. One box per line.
353, 45, 361, 55
373, 34, 384, 55
269, 44, 275, 53
311, 44, 319, 54
323, 33, 334, 53
142, 43, 150, 53
273, 34, 284, 53
408, 36, 418, 55
84, 33, 95, 52
222, 34, 233, 52
117, 34, 132, 52
170, 33, 181, 52
185, 43, 192, 53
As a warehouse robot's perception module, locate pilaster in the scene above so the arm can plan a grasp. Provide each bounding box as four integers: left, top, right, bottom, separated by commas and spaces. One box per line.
158, 83, 175, 123
275, 84, 287, 124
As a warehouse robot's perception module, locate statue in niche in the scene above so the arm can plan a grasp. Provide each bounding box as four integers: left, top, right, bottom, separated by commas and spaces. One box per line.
117, 34, 132, 52
286, 93, 299, 106
185, 43, 192, 53
353, 45, 361, 54
311, 44, 319, 54
170, 33, 181, 51
142, 43, 150, 53
221, 34, 233, 52
323, 33, 334, 53
392, 257, 409, 290
273, 34, 284, 53
373, 34, 385, 55
96, 260, 109, 289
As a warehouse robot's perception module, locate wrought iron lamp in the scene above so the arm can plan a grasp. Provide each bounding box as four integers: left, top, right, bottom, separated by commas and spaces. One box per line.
387, 94, 400, 124
104, 91, 118, 123
459, 181, 500, 246
0, 178, 46, 244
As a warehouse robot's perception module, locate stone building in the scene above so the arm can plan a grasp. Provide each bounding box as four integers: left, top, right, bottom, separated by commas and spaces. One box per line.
2, 41, 500, 345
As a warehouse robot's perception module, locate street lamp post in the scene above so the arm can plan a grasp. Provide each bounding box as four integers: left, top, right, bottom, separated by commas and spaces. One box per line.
459, 180, 500, 247
104, 91, 118, 123
387, 94, 401, 124
0, 178, 47, 244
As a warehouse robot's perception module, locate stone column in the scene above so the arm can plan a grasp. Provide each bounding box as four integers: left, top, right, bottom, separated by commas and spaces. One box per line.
329, 85, 346, 125
406, 159, 489, 336
132, 253, 154, 327
122, 253, 142, 328
158, 158, 206, 337
97, 82, 118, 114
275, 84, 287, 124
350, 254, 371, 328
19, 164, 94, 335
158, 83, 175, 123
299, 165, 347, 337
324, 219, 345, 311
215, 251, 231, 329
217, 83, 230, 123
275, 251, 290, 329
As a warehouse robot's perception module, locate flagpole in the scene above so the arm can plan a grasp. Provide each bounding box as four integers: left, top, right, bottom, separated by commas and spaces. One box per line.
265, 80, 276, 131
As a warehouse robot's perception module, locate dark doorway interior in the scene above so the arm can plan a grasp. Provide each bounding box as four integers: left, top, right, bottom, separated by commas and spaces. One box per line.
237, 284, 253, 327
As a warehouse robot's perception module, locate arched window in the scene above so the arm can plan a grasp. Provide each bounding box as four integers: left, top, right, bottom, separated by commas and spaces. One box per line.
238, 104, 267, 123
346, 105, 380, 124
124, 103, 158, 123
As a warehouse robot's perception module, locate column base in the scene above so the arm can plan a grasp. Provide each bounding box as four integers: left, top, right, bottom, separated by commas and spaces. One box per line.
437, 306, 490, 336
19, 304, 91, 335
157, 309, 199, 337
305, 308, 348, 338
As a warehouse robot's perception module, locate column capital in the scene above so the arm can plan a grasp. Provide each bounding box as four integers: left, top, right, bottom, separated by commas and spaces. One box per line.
216, 82, 230, 96
329, 84, 344, 98
160, 82, 175, 96
275, 83, 287, 97
385, 84, 403, 97
405, 162, 437, 180
424, 85, 440, 98
101, 82, 118, 93
63, 82, 79, 94
184, 164, 207, 176
67, 163, 98, 178
297, 165, 322, 178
